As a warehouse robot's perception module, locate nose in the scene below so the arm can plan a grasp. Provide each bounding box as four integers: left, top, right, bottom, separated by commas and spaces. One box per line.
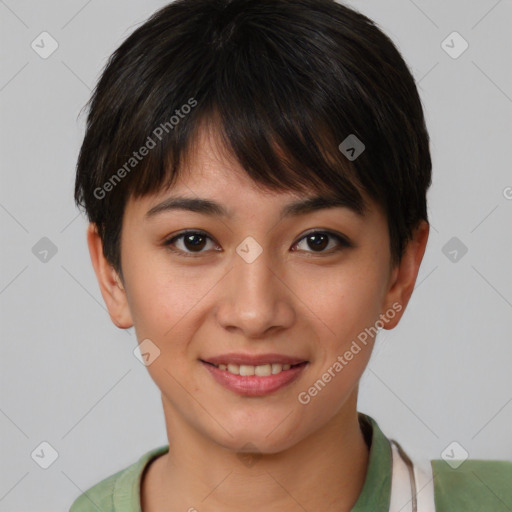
214, 246, 295, 338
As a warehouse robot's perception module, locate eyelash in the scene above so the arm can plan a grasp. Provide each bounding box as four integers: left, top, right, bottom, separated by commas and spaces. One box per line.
162, 229, 352, 258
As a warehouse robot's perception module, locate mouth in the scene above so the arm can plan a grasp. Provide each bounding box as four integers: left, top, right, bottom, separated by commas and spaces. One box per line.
199, 356, 310, 396
200, 360, 308, 377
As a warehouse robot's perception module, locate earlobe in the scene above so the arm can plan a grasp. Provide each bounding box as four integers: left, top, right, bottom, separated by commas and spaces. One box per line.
382, 220, 429, 330
86, 223, 133, 329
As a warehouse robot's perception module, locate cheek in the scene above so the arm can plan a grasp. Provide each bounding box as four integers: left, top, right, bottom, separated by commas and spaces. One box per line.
293, 259, 385, 349
125, 270, 198, 340
123, 250, 228, 358
294, 268, 381, 418
121, 237, 190, 333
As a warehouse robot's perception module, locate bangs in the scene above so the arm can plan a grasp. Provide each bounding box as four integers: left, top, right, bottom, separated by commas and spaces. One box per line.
126, 104, 367, 216
122, 105, 367, 221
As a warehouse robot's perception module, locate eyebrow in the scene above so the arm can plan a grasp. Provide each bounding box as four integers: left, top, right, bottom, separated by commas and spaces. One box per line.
145, 195, 365, 220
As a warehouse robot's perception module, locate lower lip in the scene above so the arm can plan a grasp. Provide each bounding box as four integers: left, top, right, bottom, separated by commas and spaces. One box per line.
200, 361, 308, 396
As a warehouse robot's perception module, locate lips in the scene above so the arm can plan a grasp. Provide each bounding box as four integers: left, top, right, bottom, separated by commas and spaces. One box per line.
201, 358, 309, 396
199, 353, 309, 396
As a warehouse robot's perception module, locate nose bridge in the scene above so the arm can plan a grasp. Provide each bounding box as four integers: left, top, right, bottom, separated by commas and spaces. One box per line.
215, 240, 293, 336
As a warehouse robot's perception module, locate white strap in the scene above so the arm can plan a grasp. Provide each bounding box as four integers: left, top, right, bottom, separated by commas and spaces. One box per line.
389, 440, 436, 512
414, 461, 436, 512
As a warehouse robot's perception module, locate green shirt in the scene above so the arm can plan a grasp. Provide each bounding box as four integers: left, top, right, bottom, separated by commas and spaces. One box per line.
69, 413, 512, 511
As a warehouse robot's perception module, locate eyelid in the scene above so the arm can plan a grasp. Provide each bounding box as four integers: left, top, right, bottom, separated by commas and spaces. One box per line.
296, 228, 352, 246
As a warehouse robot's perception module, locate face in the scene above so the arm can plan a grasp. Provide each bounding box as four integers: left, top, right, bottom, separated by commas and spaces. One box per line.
90, 127, 426, 454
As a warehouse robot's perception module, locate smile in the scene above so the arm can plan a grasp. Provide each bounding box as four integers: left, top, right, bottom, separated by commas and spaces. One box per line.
205, 361, 306, 376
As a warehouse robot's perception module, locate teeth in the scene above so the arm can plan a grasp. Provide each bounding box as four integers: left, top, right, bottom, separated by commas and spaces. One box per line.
214, 362, 295, 375
273, 363, 289, 374
227, 363, 239, 374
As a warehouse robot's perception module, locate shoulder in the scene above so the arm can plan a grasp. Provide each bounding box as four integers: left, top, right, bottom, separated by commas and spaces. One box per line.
431, 458, 512, 511
68, 445, 169, 512
68, 467, 124, 512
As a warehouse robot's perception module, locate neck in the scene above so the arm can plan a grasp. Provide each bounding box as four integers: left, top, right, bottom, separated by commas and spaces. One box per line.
142, 390, 370, 512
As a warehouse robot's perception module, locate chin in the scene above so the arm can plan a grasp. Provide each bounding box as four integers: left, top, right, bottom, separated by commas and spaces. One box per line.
212, 422, 304, 456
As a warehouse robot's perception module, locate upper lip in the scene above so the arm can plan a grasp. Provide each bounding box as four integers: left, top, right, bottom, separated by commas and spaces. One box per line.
201, 353, 308, 366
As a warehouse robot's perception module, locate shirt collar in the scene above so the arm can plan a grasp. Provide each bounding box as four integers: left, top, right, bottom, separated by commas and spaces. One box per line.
351, 412, 392, 512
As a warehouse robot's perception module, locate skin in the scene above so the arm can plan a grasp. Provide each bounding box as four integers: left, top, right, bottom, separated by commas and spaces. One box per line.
87, 125, 429, 512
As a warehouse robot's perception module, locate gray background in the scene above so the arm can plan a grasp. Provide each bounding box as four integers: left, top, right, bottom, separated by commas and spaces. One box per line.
1, 0, 511, 510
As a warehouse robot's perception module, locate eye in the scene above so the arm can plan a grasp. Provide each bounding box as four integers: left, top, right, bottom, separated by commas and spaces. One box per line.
292, 230, 351, 254
163, 229, 352, 258
163, 230, 220, 257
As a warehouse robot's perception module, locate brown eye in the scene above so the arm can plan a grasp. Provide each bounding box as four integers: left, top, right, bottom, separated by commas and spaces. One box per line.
305, 233, 329, 251
182, 232, 207, 251
164, 230, 219, 257
293, 230, 351, 254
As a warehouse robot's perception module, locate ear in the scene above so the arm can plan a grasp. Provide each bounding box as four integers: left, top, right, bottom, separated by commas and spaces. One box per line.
381, 220, 429, 329
86, 223, 133, 329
